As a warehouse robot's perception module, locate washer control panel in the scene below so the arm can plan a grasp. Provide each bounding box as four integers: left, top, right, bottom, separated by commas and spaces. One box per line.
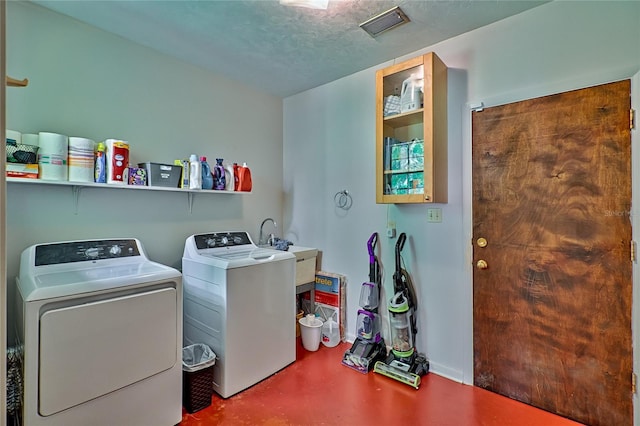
35, 239, 141, 266
194, 232, 252, 250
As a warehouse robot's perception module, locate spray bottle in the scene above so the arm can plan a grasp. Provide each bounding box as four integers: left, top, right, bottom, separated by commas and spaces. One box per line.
94, 142, 106, 183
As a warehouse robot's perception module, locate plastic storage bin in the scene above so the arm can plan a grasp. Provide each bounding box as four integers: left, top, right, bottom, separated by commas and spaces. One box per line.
182, 343, 216, 413
139, 162, 182, 187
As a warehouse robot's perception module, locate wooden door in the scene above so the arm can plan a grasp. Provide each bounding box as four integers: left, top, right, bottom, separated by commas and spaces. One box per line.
472, 80, 632, 425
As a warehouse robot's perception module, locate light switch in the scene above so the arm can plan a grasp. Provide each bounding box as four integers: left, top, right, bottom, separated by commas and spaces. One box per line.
427, 208, 442, 223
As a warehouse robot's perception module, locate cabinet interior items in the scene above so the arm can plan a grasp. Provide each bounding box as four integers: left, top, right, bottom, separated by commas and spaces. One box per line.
375, 52, 448, 204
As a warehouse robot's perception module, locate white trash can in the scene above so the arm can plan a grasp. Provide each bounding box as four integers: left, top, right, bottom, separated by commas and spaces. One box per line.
299, 314, 323, 351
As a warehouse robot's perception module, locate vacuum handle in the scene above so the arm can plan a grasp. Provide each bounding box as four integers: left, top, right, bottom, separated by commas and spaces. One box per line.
367, 232, 378, 264
395, 232, 406, 267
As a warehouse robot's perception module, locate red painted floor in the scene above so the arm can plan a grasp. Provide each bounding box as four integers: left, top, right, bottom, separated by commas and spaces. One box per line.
181, 339, 584, 426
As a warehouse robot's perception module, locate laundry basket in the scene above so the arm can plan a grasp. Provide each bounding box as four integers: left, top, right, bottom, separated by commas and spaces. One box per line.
182, 343, 216, 413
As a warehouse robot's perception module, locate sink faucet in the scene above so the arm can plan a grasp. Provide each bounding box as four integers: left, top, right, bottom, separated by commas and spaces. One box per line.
259, 218, 277, 246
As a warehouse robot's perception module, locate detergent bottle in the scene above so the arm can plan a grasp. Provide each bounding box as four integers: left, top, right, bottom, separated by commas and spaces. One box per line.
213, 158, 226, 190
400, 73, 423, 113
189, 154, 202, 190
232, 163, 241, 191
200, 157, 213, 190
225, 163, 235, 191
238, 162, 252, 192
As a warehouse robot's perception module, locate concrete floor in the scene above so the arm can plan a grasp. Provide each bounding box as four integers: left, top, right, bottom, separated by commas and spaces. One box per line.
180, 339, 583, 425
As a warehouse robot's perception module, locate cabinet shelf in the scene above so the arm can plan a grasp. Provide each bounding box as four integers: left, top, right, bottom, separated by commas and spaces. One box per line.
7, 177, 249, 214
375, 52, 448, 204
383, 169, 424, 175
383, 109, 423, 127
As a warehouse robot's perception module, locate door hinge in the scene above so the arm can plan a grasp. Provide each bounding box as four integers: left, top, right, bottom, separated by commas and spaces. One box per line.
631, 109, 636, 130
632, 373, 637, 394
631, 241, 637, 263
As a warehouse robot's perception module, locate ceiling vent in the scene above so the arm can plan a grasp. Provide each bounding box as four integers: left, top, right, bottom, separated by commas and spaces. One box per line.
360, 6, 410, 38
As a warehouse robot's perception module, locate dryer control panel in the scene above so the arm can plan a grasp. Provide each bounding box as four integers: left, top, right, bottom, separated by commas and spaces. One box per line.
35, 239, 141, 266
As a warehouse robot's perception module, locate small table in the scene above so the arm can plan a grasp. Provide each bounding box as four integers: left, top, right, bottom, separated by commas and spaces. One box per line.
296, 280, 315, 304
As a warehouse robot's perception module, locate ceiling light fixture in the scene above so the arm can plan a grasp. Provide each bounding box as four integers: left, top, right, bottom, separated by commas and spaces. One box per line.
279, 0, 329, 10
360, 6, 410, 37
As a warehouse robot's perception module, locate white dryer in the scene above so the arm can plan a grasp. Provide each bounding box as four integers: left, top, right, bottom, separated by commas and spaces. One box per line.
182, 231, 296, 398
16, 239, 183, 426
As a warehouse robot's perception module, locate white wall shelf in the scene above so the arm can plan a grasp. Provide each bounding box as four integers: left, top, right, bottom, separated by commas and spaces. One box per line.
7, 177, 250, 214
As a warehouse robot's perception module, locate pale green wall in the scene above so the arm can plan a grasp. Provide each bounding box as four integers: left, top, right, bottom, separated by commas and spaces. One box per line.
5, 2, 285, 341
283, 0, 640, 384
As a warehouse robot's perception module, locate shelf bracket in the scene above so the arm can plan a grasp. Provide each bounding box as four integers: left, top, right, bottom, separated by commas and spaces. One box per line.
468, 101, 484, 112
187, 192, 194, 214
72, 185, 82, 215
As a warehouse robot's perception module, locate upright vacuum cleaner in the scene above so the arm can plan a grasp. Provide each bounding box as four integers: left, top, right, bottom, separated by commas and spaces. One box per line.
373, 232, 429, 389
342, 233, 387, 373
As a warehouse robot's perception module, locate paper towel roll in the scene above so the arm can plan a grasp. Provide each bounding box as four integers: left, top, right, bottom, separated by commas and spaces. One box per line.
6, 130, 21, 145
68, 137, 95, 183
38, 132, 68, 180
21, 133, 39, 146
105, 139, 129, 185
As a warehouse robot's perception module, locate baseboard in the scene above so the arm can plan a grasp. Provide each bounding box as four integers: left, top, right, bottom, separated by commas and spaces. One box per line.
427, 361, 464, 384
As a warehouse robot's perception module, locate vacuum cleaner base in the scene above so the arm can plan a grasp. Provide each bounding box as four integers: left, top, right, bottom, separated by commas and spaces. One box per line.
341, 338, 387, 374
373, 352, 429, 389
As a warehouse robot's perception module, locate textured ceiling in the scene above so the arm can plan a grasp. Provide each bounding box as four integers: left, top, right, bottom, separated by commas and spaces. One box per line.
31, 0, 548, 98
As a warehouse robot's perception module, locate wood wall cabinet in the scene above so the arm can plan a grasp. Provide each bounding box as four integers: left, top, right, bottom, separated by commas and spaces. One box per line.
375, 52, 448, 204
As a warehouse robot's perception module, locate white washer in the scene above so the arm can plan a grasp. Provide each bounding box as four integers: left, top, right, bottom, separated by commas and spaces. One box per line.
16, 239, 183, 426
182, 231, 296, 398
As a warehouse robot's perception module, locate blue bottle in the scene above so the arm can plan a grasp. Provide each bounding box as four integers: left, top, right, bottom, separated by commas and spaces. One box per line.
200, 156, 213, 190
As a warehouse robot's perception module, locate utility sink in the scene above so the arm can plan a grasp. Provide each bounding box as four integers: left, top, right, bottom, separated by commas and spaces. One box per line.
258, 243, 318, 286
288, 246, 318, 286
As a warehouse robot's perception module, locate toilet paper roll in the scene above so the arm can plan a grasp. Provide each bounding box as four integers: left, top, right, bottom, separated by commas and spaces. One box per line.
6, 130, 21, 145
21, 133, 39, 146
68, 137, 95, 183
38, 132, 68, 181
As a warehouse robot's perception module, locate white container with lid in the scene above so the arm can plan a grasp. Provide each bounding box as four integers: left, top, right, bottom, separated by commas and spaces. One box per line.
321, 315, 340, 348
189, 154, 202, 190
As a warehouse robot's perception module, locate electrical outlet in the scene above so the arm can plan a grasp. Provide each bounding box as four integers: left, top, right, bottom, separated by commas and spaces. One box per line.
387, 220, 396, 238
427, 208, 442, 223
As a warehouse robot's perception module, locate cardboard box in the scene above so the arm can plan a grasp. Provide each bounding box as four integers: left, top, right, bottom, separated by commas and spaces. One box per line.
313, 271, 346, 342
127, 167, 147, 186
7, 163, 38, 179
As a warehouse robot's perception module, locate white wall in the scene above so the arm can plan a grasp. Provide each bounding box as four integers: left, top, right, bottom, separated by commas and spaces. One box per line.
284, 1, 640, 383
5, 2, 284, 341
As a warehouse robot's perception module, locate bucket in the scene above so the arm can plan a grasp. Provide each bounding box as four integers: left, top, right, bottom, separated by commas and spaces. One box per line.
299, 314, 323, 351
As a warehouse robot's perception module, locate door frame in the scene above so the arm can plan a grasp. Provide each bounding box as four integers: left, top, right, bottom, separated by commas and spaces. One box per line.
631, 70, 639, 426
462, 73, 640, 419
1, 2, 7, 425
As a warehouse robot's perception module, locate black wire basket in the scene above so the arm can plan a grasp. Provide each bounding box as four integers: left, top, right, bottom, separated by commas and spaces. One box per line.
6, 143, 39, 164
182, 365, 214, 413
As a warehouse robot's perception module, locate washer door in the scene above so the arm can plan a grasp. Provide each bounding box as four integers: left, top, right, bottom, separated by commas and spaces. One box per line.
38, 287, 177, 416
